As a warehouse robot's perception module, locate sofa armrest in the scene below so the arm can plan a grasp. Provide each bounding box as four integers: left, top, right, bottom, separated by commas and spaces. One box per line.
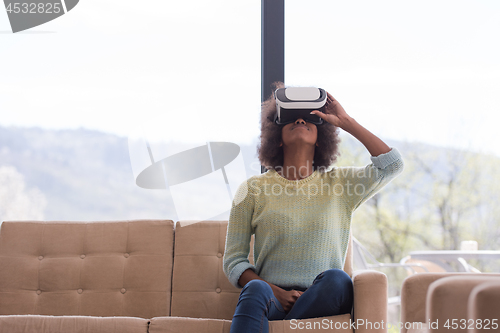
468, 281, 500, 333
400, 273, 500, 333
400, 273, 474, 333
427, 276, 500, 333
352, 270, 387, 333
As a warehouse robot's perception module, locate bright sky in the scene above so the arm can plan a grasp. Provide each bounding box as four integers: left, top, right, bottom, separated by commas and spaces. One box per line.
1, 0, 500, 157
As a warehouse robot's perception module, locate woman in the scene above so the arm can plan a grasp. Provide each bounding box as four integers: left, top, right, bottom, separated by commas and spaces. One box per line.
223, 82, 404, 333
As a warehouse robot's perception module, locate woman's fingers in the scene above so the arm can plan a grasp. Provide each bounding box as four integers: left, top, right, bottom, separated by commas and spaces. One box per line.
310, 110, 327, 119
311, 110, 340, 126
310, 110, 319, 115
326, 92, 337, 102
279, 289, 306, 312
277, 289, 303, 312
293, 290, 303, 297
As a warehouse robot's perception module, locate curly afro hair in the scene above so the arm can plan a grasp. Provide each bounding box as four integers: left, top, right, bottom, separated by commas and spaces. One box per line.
257, 81, 341, 173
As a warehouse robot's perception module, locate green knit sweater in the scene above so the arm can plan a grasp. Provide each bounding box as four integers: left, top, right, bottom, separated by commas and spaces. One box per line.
223, 148, 404, 289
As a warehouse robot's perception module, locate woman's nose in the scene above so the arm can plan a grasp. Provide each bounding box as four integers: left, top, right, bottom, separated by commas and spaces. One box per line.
295, 118, 306, 125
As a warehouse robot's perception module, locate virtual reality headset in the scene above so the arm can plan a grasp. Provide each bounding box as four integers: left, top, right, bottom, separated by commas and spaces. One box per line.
274, 87, 327, 125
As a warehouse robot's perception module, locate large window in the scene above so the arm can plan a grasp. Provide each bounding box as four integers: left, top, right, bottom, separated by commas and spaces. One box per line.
285, 0, 500, 155
0, 1, 261, 222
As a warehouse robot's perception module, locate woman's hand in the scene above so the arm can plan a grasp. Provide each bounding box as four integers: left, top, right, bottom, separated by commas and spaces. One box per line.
238, 270, 307, 314
310, 92, 353, 131
272, 286, 304, 313
311, 92, 391, 156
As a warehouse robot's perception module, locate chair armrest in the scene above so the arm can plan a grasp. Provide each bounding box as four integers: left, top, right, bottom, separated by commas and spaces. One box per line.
468, 281, 500, 333
400, 273, 477, 333
352, 269, 387, 333
427, 275, 500, 333
400, 273, 500, 333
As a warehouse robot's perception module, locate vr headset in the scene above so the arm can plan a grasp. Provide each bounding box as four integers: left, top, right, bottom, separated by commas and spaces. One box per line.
274, 87, 327, 125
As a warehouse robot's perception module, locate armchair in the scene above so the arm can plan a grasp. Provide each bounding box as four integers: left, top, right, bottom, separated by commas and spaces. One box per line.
400, 273, 500, 333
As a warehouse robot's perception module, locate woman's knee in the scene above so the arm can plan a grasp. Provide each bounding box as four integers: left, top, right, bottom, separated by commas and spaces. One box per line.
316, 269, 353, 292
240, 279, 274, 303
320, 268, 351, 281
316, 269, 353, 313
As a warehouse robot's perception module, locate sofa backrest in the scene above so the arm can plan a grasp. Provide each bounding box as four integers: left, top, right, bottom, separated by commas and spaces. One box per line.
0, 220, 174, 319
170, 220, 252, 320
170, 220, 353, 320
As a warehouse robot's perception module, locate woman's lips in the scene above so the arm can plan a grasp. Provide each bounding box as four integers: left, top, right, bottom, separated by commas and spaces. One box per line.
292, 124, 309, 130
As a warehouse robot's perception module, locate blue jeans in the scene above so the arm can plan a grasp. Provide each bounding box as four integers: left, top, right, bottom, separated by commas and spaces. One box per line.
229, 269, 353, 333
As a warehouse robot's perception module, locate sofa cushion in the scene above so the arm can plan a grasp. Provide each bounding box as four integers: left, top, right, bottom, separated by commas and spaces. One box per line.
268, 314, 353, 333
149, 314, 353, 333
170, 221, 252, 320
0, 315, 148, 333
149, 316, 232, 333
0, 220, 174, 319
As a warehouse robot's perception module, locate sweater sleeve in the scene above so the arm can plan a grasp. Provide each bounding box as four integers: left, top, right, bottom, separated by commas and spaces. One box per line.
338, 147, 404, 212
223, 178, 256, 288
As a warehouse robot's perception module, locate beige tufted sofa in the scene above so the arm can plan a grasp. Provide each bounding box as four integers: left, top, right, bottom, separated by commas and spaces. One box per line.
0, 220, 388, 333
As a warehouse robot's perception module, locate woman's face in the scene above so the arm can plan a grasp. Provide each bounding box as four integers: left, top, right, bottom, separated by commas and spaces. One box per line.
281, 118, 318, 148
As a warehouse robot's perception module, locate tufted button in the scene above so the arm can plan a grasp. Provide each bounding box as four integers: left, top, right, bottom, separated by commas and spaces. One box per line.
216, 253, 222, 258
77, 289, 83, 294
38, 255, 43, 260
120, 288, 126, 294
80, 254, 86, 259
215, 288, 221, 293
124, 253, 129, 258
36, 290, 42, 295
